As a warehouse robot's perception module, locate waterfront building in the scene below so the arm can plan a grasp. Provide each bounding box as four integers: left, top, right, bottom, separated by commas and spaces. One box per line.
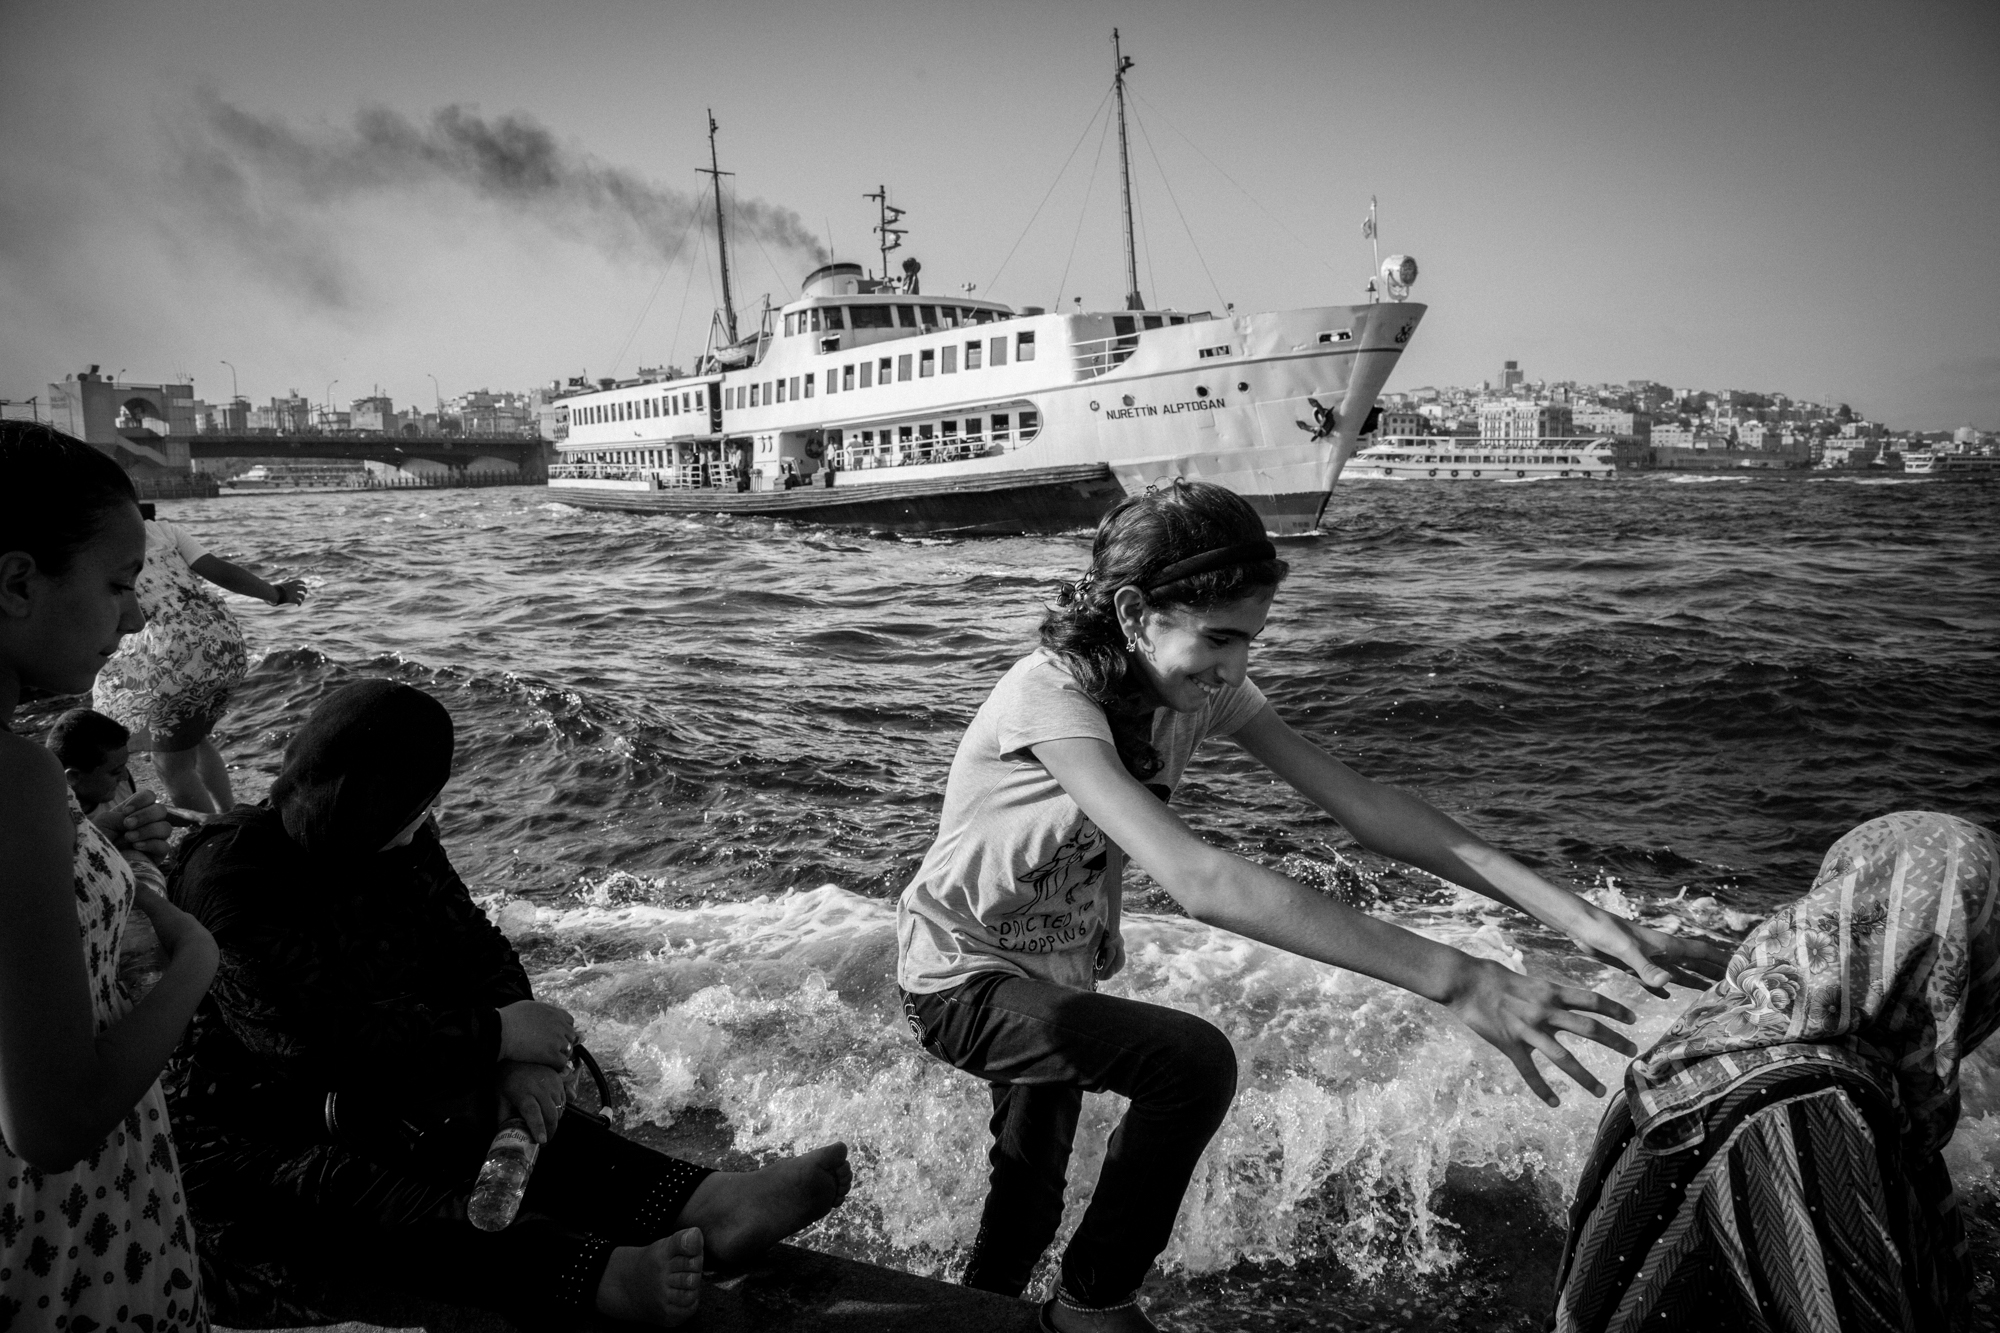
1478, 399, 1573, 445
1497, 360, 1524, 392
350, 395, 399, 434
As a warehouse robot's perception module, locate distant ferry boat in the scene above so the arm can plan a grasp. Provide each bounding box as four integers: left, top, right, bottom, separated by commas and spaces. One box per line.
225, 461, 371, 490
545, 42, 1422, 536
1903, 450, 1999, 477
1341, 436, 1620, 481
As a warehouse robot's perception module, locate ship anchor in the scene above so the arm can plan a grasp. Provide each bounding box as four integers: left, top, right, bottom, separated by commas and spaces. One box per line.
1296, 398, 1339, 442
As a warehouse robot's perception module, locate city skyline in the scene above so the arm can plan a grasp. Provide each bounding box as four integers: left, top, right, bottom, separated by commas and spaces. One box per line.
3, 0, 1995, 431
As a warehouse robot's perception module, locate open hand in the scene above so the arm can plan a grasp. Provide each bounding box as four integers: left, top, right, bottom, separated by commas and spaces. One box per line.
1567, 908, 1733, 997
95, 788, 174, 859
269, 578, 309, 606
1444, 956, 1638, 1107
497, 1060, 568, 1143
498, 999, 576, 1069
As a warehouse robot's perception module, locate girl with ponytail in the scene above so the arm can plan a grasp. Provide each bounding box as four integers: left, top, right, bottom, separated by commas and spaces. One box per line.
896, 480, 1728, 1333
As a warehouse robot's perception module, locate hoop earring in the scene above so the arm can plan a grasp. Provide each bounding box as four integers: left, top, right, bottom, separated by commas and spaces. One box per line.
1125, 634, 1139, 653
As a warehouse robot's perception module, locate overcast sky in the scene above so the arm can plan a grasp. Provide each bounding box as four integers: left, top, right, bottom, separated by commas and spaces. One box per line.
3, 0, 1995, 429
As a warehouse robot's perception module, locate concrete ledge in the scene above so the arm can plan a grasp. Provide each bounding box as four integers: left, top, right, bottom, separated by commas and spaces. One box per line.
213, 1243, 1040, 1333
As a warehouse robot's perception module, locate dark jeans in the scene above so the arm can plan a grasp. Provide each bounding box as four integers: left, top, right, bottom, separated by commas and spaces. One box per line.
179, 1106, 712, 1322
902, 971, 1238, 1307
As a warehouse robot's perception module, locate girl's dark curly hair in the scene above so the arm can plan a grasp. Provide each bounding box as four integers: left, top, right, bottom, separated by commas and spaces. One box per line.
1040, 480, 1288, 779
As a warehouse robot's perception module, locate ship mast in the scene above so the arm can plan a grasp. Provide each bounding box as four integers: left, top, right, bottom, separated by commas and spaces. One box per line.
1112, 28, 1145, 312
699, 110, 739, 344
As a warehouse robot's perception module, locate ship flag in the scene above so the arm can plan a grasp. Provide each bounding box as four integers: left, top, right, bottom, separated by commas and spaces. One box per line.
1362, 197, 1378, 239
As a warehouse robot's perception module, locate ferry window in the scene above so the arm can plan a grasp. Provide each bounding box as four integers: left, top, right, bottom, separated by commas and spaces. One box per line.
919, 350, 935, 378
1017, 332, 1036, 361
899, 425, 913, 443
1169, 315, 1185, 325
859, 362, 873, 388
941, 420, 958, 444
920, 305, 939, 329
749, 384, 759, 407
896, 354, 910, 382
896, 305, 916, 328
809, 309, 823, 333
992, 412, 1010, 441
850, 305, 893, 329
1144, 316, 1163, 330
804, 375, 814, 399
941, 345, 957, 374
965, 416, 983, 441
766, 382, 775, 404
990, 336, 1007, 367
789, 376, 801, 400
918, 423, 934, 440
1020, 409, 1040, 437
841, 365, 854, 392
1114, 316, 1135, 336
785, 313, 797, 336
823, 307, 846, 331
965, 341, 982, 369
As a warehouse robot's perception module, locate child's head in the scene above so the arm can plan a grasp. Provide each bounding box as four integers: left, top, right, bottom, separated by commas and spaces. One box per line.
0, 423, 145, 703
47, 708, 134, 809
1041, 482, 1289, 762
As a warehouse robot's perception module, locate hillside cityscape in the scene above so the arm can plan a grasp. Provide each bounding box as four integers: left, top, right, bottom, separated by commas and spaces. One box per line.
3, 354, 1991, 498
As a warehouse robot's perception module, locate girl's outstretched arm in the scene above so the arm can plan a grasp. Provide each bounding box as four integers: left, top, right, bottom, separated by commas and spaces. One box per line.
0, 739, 219, 1168
1229, 707, 1731, 994
189, 552, 306, 605
1033, 735, 1638, 1106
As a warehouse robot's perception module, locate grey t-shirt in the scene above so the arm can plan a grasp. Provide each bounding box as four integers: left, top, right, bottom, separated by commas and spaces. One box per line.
896, 649, 1269, 995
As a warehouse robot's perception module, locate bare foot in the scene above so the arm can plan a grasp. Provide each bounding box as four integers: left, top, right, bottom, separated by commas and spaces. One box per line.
596, 1227, 703, 1326
675, 1142, 853, 1268
1043, 1297, 1162, 1332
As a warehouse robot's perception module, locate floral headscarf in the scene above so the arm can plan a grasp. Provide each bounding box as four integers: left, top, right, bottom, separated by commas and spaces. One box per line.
1628, 811, 2000, 1156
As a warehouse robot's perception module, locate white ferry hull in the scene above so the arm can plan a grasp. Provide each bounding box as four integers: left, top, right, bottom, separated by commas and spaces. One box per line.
1343, 438, 1621, 482
549, 301, 1424, 536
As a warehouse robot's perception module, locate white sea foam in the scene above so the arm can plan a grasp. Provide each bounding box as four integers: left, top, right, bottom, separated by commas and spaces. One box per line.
490, 884, 1914, 1281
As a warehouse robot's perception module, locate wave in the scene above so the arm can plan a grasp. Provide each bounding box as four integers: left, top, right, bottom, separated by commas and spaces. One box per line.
483, 884, 2000, 1285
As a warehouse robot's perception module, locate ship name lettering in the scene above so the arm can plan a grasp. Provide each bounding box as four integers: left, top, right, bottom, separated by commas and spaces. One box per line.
1102, 396, 1224, 422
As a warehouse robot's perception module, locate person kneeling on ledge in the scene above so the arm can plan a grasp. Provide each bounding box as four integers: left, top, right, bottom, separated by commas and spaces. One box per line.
166, 679, 851, 1328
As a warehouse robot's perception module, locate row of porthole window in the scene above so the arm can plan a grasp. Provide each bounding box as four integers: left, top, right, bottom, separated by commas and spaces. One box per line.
831, 411, 1041, 468
730, 334, 1038, 409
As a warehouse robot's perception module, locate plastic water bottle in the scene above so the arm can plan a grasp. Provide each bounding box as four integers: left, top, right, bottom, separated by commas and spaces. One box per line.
466, 1119, 539, 1232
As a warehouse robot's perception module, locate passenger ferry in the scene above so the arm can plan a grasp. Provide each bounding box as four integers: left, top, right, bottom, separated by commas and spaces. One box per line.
1342, 436, 1621, 481
545, 38, 1423, 536
1902, 450, 1999, 477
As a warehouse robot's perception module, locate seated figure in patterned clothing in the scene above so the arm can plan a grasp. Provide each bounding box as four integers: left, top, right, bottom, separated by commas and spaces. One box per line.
1550, 811, 2000, 1332
166, 678, 852, 1328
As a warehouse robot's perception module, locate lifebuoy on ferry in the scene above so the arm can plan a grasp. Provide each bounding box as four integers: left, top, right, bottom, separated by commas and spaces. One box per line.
1516, 470, 1525, 478
805, 438, 825, 460
1472, 470, 1481, 477
1449, 470, 1459, 477
1428, 469, 1437, 477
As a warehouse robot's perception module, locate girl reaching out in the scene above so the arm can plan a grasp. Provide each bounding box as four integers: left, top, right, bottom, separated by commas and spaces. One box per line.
896, 480, 1730, 1333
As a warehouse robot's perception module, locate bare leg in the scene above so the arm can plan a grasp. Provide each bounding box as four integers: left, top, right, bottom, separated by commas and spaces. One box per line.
152, 746, 216, 813
596, 1226, 703, 1327
673, 1143, 852, 1269
192, 738, 236, 810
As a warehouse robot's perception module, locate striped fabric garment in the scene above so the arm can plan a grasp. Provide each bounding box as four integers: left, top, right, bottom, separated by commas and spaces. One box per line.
1551, 811, 2000, 1332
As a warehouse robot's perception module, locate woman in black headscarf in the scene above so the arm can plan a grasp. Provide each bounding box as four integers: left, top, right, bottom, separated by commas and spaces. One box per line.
167, 679, 850, 1328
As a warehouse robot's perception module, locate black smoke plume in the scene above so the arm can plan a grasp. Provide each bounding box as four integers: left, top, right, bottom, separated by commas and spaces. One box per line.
169, 90, 827, 306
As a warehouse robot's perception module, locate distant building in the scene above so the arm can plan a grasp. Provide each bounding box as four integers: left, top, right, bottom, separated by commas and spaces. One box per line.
1478, 399, 1573, 444
1377, 409, 1427, 440
1497, 360, 1524, 392
1574, 405, 1651, 439
349, 395, 399, 434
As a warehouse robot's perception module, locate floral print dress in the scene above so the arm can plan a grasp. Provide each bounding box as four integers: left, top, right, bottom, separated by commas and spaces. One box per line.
94, 522, 249, 750
0, 793, 207, 1331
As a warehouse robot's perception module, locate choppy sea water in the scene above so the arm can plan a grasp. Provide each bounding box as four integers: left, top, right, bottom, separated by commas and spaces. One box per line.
97, 476, 2000, 1324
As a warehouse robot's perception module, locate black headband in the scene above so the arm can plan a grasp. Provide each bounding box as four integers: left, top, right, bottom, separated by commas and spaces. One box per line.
1145, 540, 1277, 590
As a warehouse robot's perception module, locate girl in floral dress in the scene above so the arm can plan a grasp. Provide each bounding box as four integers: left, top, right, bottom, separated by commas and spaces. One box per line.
1, 424, 219, 1330
93, 511, 306, 813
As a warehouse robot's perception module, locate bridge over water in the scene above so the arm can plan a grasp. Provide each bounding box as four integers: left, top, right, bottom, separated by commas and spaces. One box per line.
172, 433, 549, 473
